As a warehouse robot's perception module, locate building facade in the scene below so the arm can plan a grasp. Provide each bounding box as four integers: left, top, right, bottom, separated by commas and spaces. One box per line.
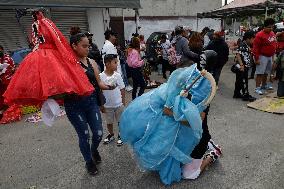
110, 0, 222, 41
0, 0, 140, 51
0, 0, 222, 51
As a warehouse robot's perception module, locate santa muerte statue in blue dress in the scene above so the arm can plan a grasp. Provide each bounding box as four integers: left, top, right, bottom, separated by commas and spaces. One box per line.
119, 63, 217, 185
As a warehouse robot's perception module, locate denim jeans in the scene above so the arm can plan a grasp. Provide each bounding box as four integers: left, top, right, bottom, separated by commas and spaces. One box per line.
120, 63, 129, 86
64, 93, 103, 163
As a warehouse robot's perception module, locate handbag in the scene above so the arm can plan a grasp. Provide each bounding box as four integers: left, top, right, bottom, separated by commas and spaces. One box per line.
231, 64, 239, 73
231, 55, 241, 73
96, 88, 106, 106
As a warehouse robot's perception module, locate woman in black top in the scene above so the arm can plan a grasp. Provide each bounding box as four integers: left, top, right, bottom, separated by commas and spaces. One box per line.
206, 32, 229, 85
65, 33, 112, 175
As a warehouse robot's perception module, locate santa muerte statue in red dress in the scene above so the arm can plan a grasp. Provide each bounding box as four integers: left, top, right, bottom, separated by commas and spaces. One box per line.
3, 10, 94, 107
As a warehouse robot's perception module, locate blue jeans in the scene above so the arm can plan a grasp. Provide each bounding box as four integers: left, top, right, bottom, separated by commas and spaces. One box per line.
120, 63, 129, 86
64, 93, 103, 163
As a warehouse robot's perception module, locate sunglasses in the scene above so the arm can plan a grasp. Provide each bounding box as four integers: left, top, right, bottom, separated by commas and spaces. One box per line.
104, 54, 117, 59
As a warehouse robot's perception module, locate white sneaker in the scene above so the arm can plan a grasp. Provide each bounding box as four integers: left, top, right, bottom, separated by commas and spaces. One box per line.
255, 87, 264, 95
103, 134, 115, 144
117, 135, 123, 146
261, 83, 273, 90
125, 85, 133, 92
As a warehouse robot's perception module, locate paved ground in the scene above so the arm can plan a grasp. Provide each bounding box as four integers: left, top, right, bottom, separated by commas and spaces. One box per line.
0, 61, 283, 189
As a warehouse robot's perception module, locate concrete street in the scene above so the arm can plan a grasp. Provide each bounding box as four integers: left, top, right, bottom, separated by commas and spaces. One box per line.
0, 62, 283, 189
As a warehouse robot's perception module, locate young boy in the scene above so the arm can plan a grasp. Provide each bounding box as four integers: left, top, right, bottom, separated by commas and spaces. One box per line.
100, 54, 125, 146
234, 30, 256, 102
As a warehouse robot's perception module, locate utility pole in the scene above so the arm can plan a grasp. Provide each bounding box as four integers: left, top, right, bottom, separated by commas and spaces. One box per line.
134, 8, 139, 34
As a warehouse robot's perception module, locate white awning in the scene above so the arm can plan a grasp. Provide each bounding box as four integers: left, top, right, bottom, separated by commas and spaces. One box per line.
198, 0, 284, 18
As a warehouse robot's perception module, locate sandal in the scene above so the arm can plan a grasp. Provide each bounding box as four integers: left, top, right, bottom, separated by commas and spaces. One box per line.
208, 139, 222, 156
204, 150, 220, 163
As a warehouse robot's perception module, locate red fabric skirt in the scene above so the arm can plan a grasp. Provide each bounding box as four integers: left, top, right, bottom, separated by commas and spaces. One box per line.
0, 104, 22, 124
3, 48, 94, 106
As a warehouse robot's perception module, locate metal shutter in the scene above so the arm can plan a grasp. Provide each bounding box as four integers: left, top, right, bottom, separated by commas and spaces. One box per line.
0, 0, 141, 8
51, 10, 89, 38
0, 9, 33, 51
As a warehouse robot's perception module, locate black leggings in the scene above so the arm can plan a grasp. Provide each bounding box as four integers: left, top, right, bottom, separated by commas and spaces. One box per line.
277, 80, 284, 97
130, 67, 146, 100
190, 106, 211, 159
250, 63, 256, 78
234, 68, 249, 95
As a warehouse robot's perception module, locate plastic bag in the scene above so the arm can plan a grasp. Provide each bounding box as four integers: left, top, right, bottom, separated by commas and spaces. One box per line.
41, 99, 61, 127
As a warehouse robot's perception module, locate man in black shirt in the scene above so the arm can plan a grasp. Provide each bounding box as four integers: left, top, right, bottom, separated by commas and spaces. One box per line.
206, 31, 229, 85
85, 32, 104, 71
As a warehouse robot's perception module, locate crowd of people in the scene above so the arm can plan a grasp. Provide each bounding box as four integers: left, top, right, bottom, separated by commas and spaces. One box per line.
0, 9, 284, 186
155, 19, 284, 101
233, 18, 284, 99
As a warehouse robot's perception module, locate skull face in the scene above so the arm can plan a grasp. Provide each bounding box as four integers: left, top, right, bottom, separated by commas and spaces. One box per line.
199, 53, 207, 69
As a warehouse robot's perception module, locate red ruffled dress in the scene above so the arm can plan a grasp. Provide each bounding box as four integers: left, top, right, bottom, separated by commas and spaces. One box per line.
3, 12, 94, 106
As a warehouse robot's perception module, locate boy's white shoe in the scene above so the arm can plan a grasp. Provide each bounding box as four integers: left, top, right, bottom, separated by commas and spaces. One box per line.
117, 135, 123, 146
255, 87, 264, 95
261, 83, 273, 90
125, 85, 133, 92
103, 134, 115, 144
